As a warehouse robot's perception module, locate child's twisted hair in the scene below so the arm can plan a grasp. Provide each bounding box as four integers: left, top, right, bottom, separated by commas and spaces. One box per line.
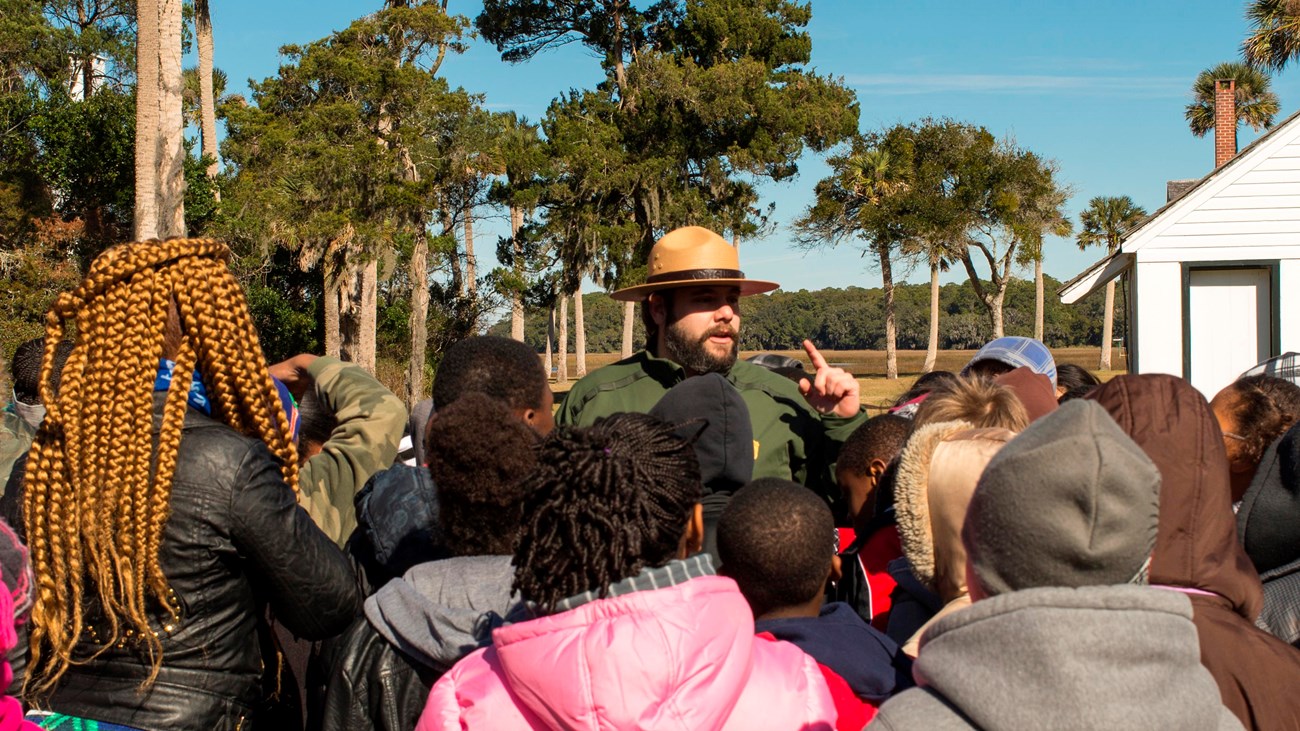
512, 412, 703, 613
23, 238, 298, 696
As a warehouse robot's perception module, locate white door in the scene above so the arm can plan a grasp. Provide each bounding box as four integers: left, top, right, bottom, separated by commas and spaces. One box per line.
1187, 268, 1273, 398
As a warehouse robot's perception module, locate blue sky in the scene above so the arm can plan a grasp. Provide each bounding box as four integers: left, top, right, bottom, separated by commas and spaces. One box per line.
204, 0, 1299, 293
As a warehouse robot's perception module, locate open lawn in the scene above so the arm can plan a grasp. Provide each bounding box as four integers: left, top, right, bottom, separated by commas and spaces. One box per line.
549, 347, 1127, 411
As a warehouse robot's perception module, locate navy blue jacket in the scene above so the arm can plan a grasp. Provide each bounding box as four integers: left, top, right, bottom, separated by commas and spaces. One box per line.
755, 601, 913, 703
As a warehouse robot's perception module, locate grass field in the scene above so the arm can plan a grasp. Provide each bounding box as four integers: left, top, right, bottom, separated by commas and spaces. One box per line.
548, 347, 1127, 411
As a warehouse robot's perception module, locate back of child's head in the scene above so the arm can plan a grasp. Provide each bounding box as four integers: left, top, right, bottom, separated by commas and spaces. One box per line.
512, 412, 703, 613
1055, 363, 1101, 395
892, 370, 959, 409
1237, 374, 1300, 428
426, 392, 539, 557
12, 337, 74, 405
295, 388, 338, 463
432, 335, 547, 411
913, 375, 1029, 431
839, 414, 912, 479
717, 478, 835, 618
1211, 375, 1300, 472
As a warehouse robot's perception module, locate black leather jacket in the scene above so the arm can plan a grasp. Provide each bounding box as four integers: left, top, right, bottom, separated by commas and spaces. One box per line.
33, 404, 362, 730
316, 616, 438, 731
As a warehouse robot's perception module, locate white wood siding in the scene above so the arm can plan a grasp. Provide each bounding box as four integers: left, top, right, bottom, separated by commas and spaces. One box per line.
1133, 262, 1184, 379
1125, 129, 1300, 256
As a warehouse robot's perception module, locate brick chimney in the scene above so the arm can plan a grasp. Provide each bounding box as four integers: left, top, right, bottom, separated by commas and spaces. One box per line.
1215, 78, 1237, 168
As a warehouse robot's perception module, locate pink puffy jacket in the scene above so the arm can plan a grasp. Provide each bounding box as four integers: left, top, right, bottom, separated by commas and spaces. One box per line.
417, 575, 836, 730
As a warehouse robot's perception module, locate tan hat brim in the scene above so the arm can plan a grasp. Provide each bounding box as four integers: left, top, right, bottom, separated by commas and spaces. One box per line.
610, 278, 780, 302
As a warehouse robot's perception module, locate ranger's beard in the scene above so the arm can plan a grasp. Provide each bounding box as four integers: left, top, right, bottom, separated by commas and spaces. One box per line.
664, 320, 738, 375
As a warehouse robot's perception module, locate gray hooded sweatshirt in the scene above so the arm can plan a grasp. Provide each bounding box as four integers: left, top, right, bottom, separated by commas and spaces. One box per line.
869, 586, 1243, 731
364, 555, 524, 671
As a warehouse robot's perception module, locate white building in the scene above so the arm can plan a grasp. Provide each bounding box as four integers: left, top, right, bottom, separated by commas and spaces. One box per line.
1060, 106, 1300, 399
68, 55, 107, 101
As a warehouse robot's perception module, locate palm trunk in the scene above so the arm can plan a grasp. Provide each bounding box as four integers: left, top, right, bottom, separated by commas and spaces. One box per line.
923, 259, 940, 373
544, 306, 555, 381
621, 300, 635, 357
463, 205, 477, 297
557, 295, 569, 385
510, 205, 525, 341
407, 230, 429, 406
134, 0, 160, 239
879, 245, 898, 380
157, 0, 186, 237
1034, 256, 1044, 341
195, 0, 220, 199
574, 283, 587, 376
1100, 279, 1116, 371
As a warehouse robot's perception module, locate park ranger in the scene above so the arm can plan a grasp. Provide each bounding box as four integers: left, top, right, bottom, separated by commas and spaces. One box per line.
556, 226, 868, 499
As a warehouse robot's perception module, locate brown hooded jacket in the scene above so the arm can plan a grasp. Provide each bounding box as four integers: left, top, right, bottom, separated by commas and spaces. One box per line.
1088, 375, 1300, 730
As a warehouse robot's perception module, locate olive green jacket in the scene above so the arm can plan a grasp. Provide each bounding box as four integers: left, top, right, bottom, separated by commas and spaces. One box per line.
299, 357, 407, 547
0, 410, 34, 493
555, 352, 867, 498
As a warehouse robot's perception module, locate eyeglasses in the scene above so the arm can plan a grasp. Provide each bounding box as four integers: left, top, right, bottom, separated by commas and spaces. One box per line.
1223, 432, 1247, 442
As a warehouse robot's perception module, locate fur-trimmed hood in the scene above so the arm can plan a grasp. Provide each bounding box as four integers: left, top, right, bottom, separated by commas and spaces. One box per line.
893, 422, 1017, 603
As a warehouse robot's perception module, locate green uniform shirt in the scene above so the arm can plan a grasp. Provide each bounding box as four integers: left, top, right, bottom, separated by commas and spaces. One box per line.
299, 356, 407, 547
556, 351, 867, 500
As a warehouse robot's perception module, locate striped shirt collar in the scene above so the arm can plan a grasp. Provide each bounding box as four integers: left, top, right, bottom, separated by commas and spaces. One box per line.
553, 554, 716, 613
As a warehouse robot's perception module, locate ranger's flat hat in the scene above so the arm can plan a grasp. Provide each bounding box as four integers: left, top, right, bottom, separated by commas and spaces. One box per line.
611, 226, 780, 302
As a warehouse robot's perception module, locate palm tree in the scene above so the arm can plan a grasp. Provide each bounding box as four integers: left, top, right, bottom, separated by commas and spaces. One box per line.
1077, 196, 1147, 371
1185, 62, 1279, 138
134, 0, 188, 238
194, 0, 219, 194
849, 148, 909, 381
796, 140, 909, 380
1244, 0, 1300, 72
159, 0, 186, 236
135, 0, 161, 239
1015, 183, 1072, 343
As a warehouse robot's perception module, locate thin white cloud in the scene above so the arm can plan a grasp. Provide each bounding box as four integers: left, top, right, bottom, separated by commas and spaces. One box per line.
845, 72, 1185, 97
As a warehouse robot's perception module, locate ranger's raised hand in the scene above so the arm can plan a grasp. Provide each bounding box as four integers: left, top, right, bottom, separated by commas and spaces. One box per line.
798, 339, 861, 418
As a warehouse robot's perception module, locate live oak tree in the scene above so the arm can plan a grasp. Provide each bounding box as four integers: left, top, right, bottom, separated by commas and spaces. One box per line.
893, 120, 986, 373
219, 2, 471, 376
479, 0, 858, 356
488, 112, 548, 343
959, 140, 1070, 339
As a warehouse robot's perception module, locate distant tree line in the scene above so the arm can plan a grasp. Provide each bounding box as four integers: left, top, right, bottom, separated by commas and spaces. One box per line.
489, 273, 1125, 354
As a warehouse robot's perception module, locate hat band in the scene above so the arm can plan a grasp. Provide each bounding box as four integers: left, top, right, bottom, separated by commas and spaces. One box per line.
645, 268, 744, 285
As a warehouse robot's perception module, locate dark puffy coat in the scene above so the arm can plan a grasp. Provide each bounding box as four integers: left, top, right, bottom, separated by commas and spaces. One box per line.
1089, 376, 1300, 731
1237, 419, 1300, 646
346, 464, 448, 596
27, 402, 362, 731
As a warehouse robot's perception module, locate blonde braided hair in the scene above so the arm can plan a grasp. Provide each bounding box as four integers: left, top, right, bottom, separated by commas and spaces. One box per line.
23, 238, 299, 696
